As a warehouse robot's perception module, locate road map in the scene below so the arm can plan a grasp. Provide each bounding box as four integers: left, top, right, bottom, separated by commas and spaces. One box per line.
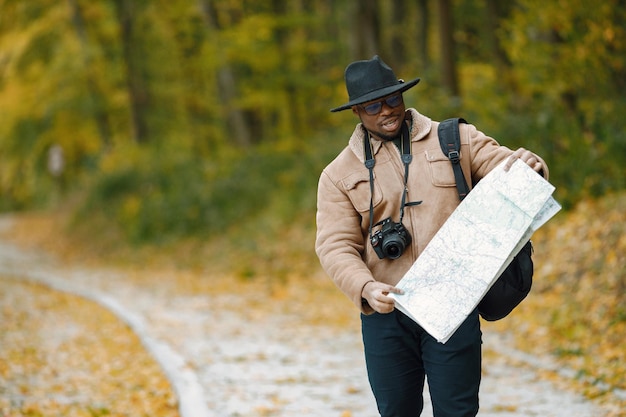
390, 160, 561, 343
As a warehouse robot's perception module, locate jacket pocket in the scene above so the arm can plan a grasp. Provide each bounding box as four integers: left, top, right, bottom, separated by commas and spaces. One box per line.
425, 149, 457, 187
342, 171, 383, 213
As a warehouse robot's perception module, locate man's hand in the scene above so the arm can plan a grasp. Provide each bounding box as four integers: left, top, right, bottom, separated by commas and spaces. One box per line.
362, 281, 404, 314
504, 147, 548, 179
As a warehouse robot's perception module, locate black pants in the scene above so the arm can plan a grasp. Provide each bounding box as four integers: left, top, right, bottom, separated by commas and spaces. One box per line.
361, 309, 482, 417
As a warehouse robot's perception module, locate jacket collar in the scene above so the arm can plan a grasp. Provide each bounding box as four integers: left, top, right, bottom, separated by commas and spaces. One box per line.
348, 108, 432, 163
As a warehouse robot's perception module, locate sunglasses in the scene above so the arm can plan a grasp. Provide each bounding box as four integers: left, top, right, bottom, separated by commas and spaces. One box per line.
360, 94, 403, 115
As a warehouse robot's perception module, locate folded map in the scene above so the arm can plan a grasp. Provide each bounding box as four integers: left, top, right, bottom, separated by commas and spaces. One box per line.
390, 159, 561, 343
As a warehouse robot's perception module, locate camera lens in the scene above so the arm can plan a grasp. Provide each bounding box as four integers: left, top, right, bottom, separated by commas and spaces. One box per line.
385, 244, 402, 259
383, 236, 405, 259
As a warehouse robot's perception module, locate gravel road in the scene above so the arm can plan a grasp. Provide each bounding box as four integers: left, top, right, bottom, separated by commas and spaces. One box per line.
0, 218, 613, 417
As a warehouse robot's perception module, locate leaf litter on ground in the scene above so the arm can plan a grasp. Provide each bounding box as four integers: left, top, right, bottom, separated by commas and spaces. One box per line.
1, 192, 625, 416
0, 277, 178, 417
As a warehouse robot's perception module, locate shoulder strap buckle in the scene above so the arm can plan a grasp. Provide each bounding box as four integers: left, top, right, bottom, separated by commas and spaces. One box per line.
438, 118, 470, 201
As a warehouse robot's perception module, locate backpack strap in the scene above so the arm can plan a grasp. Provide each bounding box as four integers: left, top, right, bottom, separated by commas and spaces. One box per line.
438, 118, 470, 201
438, 118, 534, 321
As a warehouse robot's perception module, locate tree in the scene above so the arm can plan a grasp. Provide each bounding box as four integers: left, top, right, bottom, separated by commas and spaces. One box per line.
388, 0, 407, 67
353, 0, 380, 59
198, 0, 252, 147
437, 0, 459, 96
416, 0, 429, 70
67, 0, 112, 148
484, 0, 510, 70
112, 0, 150, 144
501, 0, 626, 200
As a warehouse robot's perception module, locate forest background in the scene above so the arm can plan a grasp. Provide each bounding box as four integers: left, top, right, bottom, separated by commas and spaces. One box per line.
1, 0, 625, 410
1, 0, 625, 236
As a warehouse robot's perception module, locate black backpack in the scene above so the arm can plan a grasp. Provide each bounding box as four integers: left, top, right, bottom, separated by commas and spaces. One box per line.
438, 118, 533, 321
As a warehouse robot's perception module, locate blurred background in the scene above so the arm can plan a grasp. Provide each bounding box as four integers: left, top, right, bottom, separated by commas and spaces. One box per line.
0, 0, 625, 410
1, 0, 624, 245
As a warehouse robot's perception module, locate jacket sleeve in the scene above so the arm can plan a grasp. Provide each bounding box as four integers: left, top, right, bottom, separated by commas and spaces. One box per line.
463, 123, 550, 182
463, 123, 510, 180
315, 170, 376, 314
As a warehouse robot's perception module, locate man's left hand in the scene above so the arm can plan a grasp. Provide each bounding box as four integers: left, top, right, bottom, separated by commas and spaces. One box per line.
504, 147, 548, 179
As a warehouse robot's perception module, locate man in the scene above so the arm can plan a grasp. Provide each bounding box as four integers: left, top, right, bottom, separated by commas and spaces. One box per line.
315, 56, 548, 417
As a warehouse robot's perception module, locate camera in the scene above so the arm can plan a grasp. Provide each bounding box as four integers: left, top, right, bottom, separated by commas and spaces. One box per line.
370, 217, 412, 260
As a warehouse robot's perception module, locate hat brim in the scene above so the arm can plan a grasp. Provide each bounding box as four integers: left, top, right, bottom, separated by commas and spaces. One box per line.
330, 77, 420, 112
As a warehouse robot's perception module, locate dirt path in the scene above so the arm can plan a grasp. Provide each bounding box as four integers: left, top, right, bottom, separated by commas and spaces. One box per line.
0, 222, 613, 416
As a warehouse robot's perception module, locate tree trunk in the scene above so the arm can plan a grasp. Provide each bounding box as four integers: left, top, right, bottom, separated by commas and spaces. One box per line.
389, 0, 406, 69
112, 0, 150, 144
437, 0, 459, 96
353, 0, 380, 59
485, 0, 510, 69
417, 0, 429, 70
67, 0, 112, 149
198, 0, 252, 147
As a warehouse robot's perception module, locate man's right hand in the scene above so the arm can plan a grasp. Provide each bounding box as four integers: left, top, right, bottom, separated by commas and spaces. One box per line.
362, 281, 405, 314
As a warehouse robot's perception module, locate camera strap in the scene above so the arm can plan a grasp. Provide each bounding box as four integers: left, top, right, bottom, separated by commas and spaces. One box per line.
363, 122, 421, 241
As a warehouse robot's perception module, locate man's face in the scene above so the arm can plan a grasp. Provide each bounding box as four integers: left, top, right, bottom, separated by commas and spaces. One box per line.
352, 93, 406, 141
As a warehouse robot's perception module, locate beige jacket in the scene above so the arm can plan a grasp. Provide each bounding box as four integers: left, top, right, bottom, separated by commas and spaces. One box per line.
315, 108, 537, 314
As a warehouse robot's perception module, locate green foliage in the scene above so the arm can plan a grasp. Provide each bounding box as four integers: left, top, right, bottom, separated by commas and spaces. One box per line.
1, 0, 625, 238
497, 0, 626, 206
452, 0, 626, 208
74, 133, 341, 244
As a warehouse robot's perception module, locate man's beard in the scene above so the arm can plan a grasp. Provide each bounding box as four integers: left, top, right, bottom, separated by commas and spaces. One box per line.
360, 119, 403, 141
368, 126, 402, 141
376, 130, 400, 141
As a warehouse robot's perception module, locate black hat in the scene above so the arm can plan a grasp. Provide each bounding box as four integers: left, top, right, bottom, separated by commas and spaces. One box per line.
330, 55, 420, 112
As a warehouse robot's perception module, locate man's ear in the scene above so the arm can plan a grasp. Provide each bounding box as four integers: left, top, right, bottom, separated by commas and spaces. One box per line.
352, 106, 359, 116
